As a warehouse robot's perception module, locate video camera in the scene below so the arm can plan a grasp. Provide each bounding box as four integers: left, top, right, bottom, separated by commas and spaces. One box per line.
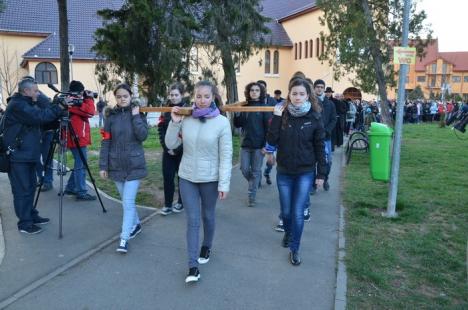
446, 104, 468, 133
48, 83, 83, 107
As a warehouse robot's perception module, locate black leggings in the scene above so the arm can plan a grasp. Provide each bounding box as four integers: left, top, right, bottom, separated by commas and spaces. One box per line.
162, 151, 183, 208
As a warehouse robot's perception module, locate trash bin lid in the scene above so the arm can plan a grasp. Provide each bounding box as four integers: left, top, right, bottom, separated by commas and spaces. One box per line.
368, 122, 393, 136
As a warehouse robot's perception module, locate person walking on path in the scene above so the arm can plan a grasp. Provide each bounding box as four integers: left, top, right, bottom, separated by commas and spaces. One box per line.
257, 80, 277, 186
234, 82, 271, 207
158, 83, 187, 215
264, 78, 326, 266
99, 83, 148, 254
165, 80, 232, 283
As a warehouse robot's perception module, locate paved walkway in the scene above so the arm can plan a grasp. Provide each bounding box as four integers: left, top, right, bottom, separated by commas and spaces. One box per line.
0, 147, 343, 310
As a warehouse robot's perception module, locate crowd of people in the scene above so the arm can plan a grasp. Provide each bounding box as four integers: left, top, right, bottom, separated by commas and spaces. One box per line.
3, 71, 466, 284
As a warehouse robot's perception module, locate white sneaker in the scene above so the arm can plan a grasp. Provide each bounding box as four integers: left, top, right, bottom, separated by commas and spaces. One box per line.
172, 203, 184, 213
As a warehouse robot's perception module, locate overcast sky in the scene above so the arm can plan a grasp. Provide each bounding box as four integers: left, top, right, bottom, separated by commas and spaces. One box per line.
417, 0, 468, 52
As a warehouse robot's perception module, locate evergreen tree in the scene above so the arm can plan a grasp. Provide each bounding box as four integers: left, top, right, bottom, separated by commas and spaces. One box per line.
93, 0, 198, 104
408, 85, 424, 100
317, 0, 432, 125
197, 0, 270, 103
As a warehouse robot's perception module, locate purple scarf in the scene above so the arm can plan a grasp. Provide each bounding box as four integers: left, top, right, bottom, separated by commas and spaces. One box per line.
192, 102, 220, 122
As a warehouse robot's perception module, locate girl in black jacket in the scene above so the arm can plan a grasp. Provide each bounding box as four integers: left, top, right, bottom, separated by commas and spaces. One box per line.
157, 82, 186, 215
99, 84, 148, 254
265, 78, 327, 265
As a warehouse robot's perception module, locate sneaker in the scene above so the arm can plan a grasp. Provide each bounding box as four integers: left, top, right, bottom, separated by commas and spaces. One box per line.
185, 267, 200, 283
116, 239, 128, 254
19, 224, 43, 235
275, 220, 285, 232
76, 193, 97, 201
264, 174, 272, 185
129, 224, 142, 239
282, 233, 291, 248
160, 207, 173, 215
33, 216, 50, 225
172, 203, 184, 213
323, 181, 330, 191
304, 209, 311, 222
248, 196, 256, 207
289, 251, 301, 266
40, 183, 53, 192
197, 246, 211, 264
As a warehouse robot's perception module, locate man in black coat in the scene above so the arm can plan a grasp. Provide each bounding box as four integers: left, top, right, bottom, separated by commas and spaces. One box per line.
326, 87, 346, 149
2, 79, 63, 234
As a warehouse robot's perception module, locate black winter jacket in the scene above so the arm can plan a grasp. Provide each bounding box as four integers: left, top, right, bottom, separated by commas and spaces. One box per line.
99, 106, 148, 182
234, 100, 272, 149
318, 96, 337, 139
157, 100, 188, 155
2, 93, 62, 162
267, 108, 327, 178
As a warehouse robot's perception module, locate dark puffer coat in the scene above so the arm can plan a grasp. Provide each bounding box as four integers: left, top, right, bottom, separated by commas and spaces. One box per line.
99, 106, 148, 182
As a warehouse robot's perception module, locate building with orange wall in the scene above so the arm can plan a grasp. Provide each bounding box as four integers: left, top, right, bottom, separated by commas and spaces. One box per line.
390, 39, 468, 101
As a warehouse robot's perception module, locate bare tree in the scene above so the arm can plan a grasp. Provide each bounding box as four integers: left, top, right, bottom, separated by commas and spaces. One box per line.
0, 42, 23, 98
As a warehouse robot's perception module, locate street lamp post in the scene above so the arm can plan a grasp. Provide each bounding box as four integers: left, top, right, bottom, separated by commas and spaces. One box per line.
68, 44, 75, 81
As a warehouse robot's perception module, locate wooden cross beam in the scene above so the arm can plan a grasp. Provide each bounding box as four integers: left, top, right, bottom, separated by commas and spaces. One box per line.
139, 101, 275, 115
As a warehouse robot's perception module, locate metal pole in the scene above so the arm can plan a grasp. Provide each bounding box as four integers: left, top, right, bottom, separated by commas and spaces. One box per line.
70, 55, 73, 81
386, 0, 411, 217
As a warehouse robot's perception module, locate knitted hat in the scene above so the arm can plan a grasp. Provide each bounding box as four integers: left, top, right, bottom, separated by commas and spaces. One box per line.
69, 80, 85, 92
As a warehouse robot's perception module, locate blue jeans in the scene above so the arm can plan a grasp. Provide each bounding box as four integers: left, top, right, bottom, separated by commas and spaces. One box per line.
99, 112, 104, 128
65, 147, 88, 196
276, 171, 314, 252
240, 148, 264, 198
115, 180, 141, 240
36, 131, 54, 184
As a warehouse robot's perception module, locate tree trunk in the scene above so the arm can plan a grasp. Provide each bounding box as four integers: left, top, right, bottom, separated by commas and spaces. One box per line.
361, 0, 392, 125
57, 0, 70, 91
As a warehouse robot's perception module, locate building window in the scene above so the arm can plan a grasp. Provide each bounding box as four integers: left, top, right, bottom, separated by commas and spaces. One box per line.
35, 62, 58, 84
417, 76, 426, 83
406, 76, 410, 83
294, 43, 297, 60
265, 50, 271, 74
316, 38, 320, 57
299, 42, 302, 59
442, 63, 447, 74
189, 47, 199, 73
452, 76, 461, 83
273, 50, 279, 74
430, 77, 436, 87
309, 39, 313, 58
464, 76, 468, 83
431, 63, 437, 73
305, 41, 308, 58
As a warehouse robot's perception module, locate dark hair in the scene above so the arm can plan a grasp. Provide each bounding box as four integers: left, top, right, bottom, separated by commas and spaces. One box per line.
292, 71, 306, 79
282, 78, 321, 129
194, 80, 222, 107
244, 82, 266, 101
274, 89, 282, 95
313, 79, 326, 87
169, 82, 185, 95
256, 80, 267, 88
113, 83, 132, 96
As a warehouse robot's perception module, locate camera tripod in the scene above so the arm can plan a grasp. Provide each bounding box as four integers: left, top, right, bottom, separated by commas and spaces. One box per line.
34, 112, 107, 238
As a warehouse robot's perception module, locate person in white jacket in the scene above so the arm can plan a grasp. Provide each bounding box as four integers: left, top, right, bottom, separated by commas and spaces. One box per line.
165, 80, 233, 284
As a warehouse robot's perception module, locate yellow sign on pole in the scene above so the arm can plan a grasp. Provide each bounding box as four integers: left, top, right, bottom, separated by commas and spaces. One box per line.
393, 47, 416, 64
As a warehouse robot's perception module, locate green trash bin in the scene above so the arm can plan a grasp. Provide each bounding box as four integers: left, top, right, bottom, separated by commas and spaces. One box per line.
368, 122, 393, 181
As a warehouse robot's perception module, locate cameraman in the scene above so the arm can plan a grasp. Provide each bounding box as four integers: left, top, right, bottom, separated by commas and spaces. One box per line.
62, 80, 96, 201
2, 78, 64, 234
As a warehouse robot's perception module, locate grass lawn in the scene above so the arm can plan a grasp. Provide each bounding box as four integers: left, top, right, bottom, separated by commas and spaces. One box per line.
80, 127, 240, 208
343, 123, 468, 309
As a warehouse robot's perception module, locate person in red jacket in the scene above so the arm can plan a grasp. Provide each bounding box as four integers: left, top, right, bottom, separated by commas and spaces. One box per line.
63, 80, 96, 200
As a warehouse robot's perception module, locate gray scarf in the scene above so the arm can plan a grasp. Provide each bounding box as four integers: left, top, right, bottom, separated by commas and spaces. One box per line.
287, 101, 311, 117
